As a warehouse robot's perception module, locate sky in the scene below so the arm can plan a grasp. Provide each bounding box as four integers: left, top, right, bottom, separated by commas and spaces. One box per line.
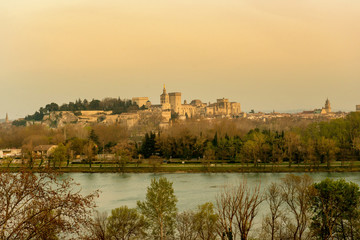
1, 0, 359, 119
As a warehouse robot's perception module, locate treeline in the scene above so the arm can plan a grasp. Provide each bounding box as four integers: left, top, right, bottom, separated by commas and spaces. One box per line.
139, 112, 360, 167
25, 97, 139, 121
87, 175, 360, 240
3, 113, 360, 169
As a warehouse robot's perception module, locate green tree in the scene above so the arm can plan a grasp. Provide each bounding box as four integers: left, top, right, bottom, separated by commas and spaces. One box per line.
311, 178, 360, 240
89, 129, 100, 146
140, 132, 157, 158
315, 137, 339, 168
193, 202, 218, 240
284, 132, 300, 167
84, 141, 97, 168
107, 206, 148, 240
112, 141, 135, 173
137, 177, 178, 240
51, 143, 67, 168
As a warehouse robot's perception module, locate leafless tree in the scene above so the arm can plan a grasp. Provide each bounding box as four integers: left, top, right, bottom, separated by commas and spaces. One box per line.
176, 211, 197, 240
261, 183, 284, 240
216, 180, 264, 240
280, 174, 314, 240
235, 181, 263, 240
0, 169, 99, 240
87, 211, 108, 240
216, 185, 239, 239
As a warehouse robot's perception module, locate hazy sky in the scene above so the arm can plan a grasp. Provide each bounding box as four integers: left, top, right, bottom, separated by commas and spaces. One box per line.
1, 0, 359, 118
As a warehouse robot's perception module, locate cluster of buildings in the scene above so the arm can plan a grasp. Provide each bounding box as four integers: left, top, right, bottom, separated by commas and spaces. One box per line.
246, 99, 347, 121
301, 98, 332, 115
3, 86, 360, 129
133, 85, 242, 124
0, 145, 57, 160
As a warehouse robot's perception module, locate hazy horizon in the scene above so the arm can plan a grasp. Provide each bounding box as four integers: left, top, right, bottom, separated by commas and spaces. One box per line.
1, 0, 359, 119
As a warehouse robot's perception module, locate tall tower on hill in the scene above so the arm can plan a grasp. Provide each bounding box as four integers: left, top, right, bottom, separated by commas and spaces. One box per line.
325, 98, 331, 113
160, 84, 170, 110
5, 113, 9, 123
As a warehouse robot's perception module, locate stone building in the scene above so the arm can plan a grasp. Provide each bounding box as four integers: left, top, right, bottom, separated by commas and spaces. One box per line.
168, 92, 182, 112
160, 85, 171, 111
159, 85, 241, 119
132, 97, 149, 108
206, 98, 241, 117
301, 98, 332, 115
356, 105, 360, 112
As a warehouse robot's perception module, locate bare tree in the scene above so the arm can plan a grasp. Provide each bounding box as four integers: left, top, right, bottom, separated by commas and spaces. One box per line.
235, 181, 263, 240
216, 185, 239, 239
87, 211, 108, 240
280, 174, 314, 240
261, 183, 284, 240
176, 211, 197, 240
216, 180, 263, 240
0, 169, 99, 240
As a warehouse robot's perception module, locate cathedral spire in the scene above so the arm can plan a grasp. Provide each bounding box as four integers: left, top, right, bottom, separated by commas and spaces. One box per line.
5, 113, 8, 123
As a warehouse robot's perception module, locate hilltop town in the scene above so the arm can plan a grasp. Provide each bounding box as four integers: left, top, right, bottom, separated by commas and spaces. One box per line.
2, 86, 357, 130
0, 86, 360, 173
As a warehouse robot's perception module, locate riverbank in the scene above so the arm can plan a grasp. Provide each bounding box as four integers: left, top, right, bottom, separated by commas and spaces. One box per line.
2, 162, 360, 173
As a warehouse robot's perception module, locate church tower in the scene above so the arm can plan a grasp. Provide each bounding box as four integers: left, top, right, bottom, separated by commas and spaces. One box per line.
160, 85, 170, 110
5, 113, 8, 123
325, 98, 331, 113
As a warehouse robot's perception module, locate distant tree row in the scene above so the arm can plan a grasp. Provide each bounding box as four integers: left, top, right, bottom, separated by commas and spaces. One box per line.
25, 97, 139, 121
139, 112, 360, 167
4, 112, 360, 168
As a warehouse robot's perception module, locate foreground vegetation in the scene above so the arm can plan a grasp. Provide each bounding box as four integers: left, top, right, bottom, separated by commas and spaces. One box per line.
87, 175, 360, 240
2, 169, 359, 239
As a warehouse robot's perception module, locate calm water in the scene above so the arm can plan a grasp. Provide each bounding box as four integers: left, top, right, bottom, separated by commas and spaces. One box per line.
62, 172, 360, 213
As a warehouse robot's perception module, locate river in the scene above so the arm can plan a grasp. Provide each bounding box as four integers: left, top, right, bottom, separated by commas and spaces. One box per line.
61, 172, 360, 213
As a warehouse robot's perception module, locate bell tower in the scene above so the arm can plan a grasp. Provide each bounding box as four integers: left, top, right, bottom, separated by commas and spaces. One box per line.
325, 98, 331, 113
160, 85, 170, 110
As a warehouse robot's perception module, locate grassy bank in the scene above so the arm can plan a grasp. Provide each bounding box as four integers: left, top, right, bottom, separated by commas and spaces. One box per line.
2, 162, 360, 173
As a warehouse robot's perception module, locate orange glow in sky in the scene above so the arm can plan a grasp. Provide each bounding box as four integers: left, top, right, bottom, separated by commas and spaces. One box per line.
1, 0, 359, 117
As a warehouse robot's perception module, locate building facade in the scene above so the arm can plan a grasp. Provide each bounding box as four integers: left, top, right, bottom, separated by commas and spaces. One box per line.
132, 97, 149, 108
